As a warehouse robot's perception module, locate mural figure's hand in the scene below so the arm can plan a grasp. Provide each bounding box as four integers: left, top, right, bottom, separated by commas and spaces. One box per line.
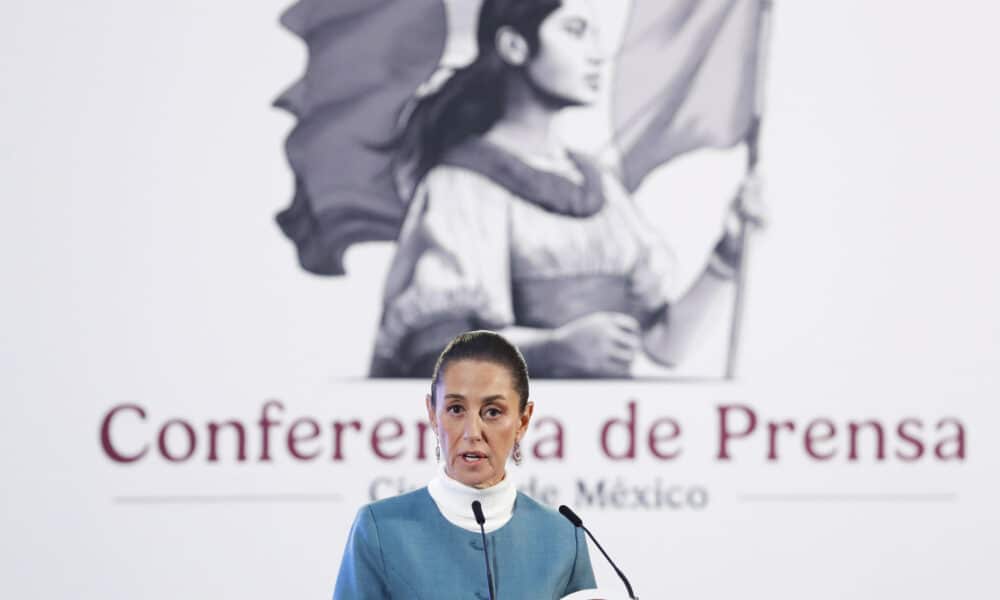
725, 171, 767, 239
550, 312, 640, 378
714, 171, 767, 277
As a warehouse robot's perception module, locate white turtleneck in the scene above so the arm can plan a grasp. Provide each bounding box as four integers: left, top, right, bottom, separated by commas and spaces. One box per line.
426, 464, 517, 533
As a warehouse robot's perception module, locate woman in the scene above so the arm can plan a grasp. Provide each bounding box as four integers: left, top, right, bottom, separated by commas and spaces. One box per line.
334, 331, 596, 598
371, 0, 759, 378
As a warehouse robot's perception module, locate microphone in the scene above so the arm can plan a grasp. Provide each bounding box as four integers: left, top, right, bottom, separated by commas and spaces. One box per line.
559, 505, 637, 600
471, 501, 496, 600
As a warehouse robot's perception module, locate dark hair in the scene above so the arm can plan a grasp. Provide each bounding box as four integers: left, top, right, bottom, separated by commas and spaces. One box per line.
430, 330, 530, 411
393, 0, 562, 185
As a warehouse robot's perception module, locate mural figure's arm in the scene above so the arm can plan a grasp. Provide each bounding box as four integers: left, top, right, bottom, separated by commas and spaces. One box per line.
501, 312, 641, 379
643, 175, 766, 367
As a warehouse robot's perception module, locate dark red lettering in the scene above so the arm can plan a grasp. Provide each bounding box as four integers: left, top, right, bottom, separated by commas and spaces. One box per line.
158, 419, 197, 462
100, 404, 149, 463
371, 418, 405, 460
934, 418, 966, 461
531, 417, 564, 461
767, 420, 795, 461
207, 420, 247, 462
804, 419, 837, 461
648, 418, 682, 460
600, 400, 637, 460
332, 420, 362, 461
287, 418, 321, 460
416, 421, 432, 461
848, 421, 885, 461
717, 404, 756, 460
258, 400, 284, 461
895, 418, 924, 461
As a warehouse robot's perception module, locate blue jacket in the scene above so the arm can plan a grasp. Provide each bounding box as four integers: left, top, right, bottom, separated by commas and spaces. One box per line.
333, 488, 596, 599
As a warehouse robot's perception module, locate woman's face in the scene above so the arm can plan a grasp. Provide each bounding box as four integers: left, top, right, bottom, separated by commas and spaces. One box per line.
525, 0, 604, 107
426, 359, 533, 489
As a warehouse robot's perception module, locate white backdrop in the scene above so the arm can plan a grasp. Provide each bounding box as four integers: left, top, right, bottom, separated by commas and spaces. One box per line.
2, 1, 1000, 598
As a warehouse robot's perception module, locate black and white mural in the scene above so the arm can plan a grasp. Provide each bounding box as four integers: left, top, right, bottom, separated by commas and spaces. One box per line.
276, 0, 770, 378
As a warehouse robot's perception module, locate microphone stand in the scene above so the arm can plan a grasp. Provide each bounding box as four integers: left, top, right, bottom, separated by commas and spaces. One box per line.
559, 505, 637, 600
471, 501, 496, 600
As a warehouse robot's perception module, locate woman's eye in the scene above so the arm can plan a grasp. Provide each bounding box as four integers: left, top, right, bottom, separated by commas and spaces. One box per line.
447, 405, 464, 415
564, 19, 587, 37
484, 408, 502, 418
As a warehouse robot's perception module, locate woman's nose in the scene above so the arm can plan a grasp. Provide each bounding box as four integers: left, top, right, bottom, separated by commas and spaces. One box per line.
463, 417, 483, 440
587, 32, 606, 64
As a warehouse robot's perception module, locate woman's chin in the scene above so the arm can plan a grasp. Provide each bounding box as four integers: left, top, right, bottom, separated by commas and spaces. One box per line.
450, 462, 501, 488
558, 91, 597, 109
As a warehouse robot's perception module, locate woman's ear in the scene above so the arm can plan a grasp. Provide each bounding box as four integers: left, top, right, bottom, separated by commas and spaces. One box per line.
425, 394, 437, 430
517, 401, 535, 437
495, 26, 530, 67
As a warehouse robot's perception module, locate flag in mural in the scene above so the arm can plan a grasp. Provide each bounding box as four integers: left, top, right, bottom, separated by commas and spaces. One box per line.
275, 0, 448, 275
613, 0, 765, 191
276, 0, 767, 277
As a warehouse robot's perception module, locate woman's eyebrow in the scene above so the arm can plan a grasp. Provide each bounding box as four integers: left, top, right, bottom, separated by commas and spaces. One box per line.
444, 393, 466, 401
481, 395, 507, 405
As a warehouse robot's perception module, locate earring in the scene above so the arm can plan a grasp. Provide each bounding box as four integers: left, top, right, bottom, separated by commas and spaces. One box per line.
435, 438, 441, 463
513, 440, 523, 466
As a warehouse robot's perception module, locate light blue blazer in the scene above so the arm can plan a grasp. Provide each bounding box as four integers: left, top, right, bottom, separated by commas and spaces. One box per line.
332, 488, 596, 599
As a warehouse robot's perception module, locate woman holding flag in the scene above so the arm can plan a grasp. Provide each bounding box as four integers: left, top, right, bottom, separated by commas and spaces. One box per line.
367, 0, 764, 378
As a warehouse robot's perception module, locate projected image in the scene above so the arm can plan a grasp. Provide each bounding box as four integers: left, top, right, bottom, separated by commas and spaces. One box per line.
276, 0, 771, 379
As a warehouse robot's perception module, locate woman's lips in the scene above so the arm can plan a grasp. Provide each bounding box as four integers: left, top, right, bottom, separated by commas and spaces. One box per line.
460, 452, 487, 464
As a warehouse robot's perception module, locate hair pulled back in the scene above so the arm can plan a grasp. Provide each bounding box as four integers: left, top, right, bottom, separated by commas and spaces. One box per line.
394, 0, 562, 184
430, 330, 530, 411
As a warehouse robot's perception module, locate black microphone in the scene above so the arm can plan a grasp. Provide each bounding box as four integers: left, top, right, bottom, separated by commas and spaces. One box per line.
559, 505, 638, 600
471, 501, 496, 600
